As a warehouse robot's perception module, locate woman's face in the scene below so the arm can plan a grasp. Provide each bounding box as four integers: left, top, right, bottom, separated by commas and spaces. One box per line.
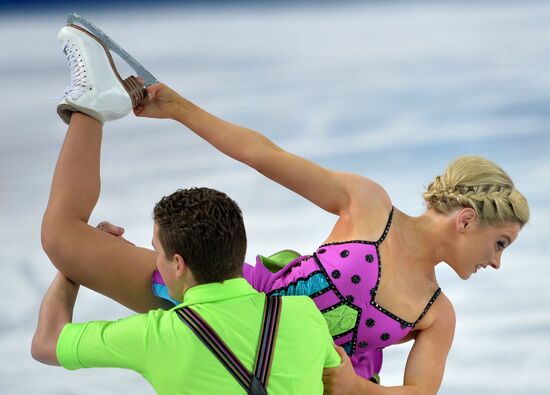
449, 215, 521, 280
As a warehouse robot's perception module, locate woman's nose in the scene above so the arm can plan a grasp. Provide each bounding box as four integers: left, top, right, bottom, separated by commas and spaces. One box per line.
490, 253, 502, 269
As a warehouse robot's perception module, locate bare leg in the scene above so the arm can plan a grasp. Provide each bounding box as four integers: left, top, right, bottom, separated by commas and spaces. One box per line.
41, 113, 166, 313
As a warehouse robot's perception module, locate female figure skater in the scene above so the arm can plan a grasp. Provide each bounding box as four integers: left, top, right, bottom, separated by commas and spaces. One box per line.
133, 84, 529, 394
42, 24, 529, 395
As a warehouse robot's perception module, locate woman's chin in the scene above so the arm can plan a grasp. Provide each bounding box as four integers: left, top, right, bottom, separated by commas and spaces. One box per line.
446, 261, 472, 280
454, 267, 473, 280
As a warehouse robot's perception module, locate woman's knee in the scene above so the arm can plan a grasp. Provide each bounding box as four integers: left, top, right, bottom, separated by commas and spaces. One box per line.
40, 214, 78, 271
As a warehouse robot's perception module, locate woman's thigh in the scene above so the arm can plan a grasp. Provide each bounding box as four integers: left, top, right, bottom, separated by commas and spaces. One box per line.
45, 221, 166, 313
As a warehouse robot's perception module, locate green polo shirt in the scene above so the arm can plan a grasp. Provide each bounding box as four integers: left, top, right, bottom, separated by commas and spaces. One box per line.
57, 278, 340, 394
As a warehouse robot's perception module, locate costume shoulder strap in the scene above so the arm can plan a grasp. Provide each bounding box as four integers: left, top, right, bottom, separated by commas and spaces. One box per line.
375, 206, 395, 246
413, 287, 442, 327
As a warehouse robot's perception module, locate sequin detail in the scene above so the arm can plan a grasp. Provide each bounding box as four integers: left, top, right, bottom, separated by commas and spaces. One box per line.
269, 272, 329, 297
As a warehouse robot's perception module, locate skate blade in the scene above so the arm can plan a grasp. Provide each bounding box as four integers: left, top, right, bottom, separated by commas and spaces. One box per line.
67, 23, 147, 109
67, 13, 158, 88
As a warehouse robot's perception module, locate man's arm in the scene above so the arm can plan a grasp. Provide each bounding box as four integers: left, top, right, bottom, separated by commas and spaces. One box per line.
31, 272, 79, 366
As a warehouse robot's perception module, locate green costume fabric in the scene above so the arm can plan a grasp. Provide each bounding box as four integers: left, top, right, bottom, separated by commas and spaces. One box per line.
258, 249, 301, 273
57, 279, 340, 394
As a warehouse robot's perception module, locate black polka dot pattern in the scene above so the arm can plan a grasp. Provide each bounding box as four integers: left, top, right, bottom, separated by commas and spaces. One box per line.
311, 232, 434, 357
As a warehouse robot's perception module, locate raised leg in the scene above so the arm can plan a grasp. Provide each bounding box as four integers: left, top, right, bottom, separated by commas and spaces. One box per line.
41, 113, 165, 313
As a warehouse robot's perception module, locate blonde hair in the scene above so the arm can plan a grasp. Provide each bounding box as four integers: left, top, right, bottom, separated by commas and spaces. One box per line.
423, 156, 529, 226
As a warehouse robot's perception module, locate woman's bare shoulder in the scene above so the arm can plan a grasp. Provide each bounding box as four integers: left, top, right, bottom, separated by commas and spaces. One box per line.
324, 173, 394, 242
416, 291, 456, 333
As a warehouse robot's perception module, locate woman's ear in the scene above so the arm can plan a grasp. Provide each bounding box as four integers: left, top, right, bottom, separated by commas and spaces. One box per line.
455, 207, 477, 232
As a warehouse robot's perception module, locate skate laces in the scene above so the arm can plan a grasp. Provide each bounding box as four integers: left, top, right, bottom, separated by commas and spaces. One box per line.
62, 41, 89, 100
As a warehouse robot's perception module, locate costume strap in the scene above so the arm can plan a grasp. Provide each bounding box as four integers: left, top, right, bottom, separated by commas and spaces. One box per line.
375, 206, 395, 246
175, 295, 282, 394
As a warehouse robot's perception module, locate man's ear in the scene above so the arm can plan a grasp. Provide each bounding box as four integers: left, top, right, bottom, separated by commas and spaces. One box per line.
455, 207, 477, 232
173, 254, 187, 279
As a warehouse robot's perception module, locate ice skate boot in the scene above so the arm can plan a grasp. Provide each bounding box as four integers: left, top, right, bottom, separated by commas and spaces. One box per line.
57, 14, 158, 125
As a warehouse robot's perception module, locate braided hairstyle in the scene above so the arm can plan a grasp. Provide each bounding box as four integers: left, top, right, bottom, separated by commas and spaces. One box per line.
423, 156, 529, 226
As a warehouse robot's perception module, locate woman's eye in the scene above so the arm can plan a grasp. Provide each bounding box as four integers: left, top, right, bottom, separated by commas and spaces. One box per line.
497, 241, 506, 250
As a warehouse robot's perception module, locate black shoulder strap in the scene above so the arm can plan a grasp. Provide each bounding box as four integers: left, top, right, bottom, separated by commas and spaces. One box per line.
375, 206, 395, 246
413, 287, 442, 326
175, 295, 282, 394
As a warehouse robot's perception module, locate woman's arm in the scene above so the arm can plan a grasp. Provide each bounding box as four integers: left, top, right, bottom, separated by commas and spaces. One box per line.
135, 83, 388, 217
400, 295, 456, 395
323, 296, 455, 395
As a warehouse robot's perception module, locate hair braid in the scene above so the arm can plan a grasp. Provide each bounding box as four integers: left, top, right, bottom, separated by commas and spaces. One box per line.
423, 156, 529, 226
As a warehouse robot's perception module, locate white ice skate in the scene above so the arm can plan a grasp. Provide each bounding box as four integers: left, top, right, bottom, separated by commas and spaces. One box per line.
57, 13, 158, 125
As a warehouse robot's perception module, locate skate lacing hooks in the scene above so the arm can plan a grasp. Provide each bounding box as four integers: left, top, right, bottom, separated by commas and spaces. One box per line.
63, 42, 89, 101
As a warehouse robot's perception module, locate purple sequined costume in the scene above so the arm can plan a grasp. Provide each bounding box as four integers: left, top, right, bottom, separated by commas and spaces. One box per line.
153, 207, 441, 382
242, 207, 441, 381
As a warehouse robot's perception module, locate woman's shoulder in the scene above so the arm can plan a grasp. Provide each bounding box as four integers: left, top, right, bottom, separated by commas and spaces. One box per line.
414, 290, 456, 333
327, 176, 394, 243
343, 173, 392, 210
338, 173, 392, 223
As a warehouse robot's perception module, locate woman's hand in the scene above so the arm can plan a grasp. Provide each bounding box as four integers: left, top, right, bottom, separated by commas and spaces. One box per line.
134, 82, 183, 120
323, 345, 363, 395
96, 221, 135, 245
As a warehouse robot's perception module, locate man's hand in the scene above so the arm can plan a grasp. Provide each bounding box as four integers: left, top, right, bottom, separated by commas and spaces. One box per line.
96, 221, 135, 245
323, 345, 363, 395
134, 82, 183, 120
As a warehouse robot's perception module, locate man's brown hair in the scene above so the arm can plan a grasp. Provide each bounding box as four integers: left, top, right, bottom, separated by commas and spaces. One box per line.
153, 187, 246, 284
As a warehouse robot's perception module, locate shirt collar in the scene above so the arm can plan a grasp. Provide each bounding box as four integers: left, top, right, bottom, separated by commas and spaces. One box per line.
178, 278, 258, 307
